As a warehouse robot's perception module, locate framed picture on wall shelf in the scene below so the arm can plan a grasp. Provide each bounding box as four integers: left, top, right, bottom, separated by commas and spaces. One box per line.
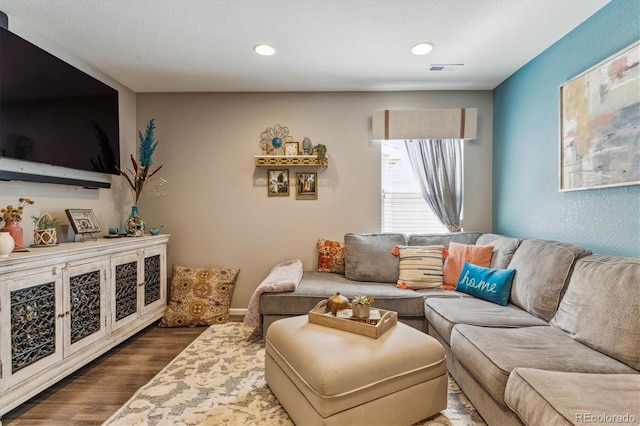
268, 169, 290, 197
65, 209, 101, 234
284, 141, 300, 156
296, 172, 318, 200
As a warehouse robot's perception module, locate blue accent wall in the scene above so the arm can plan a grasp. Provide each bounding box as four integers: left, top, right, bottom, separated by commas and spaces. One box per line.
493, 0, 640, 256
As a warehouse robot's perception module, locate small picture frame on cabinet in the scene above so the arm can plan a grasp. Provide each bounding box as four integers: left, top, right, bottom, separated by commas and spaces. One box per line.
66, 209, 101, 234
284, 141, 299, 156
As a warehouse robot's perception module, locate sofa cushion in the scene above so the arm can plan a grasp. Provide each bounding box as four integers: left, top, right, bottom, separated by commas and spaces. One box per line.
443, 242, 493, 289
260, 271, 425, 317
551, 255, 640, 370
505, 368, 640, 426
344, 233, 407, 283
316, 239, 345, 274
507, 239, 592, 321
416, 287, 473, 299
450, 325, 637, 406
408, 231, 482, 248
475, 233, 522, 269
454, 263, 515, 306
395, 245, 445, 289
425, 298, 547, 345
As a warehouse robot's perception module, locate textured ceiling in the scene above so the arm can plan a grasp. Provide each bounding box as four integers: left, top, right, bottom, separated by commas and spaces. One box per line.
0, 0, 610, 92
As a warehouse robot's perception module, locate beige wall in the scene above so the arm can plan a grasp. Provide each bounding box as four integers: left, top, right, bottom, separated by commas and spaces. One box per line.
0, 18, 137, 245
136, 91, 493, 309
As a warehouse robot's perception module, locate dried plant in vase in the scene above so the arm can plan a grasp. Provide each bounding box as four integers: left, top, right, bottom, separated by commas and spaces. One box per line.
1, 197, 34, 249
1, 198, 34, 223
116, 119, 165, 233
116, 118, 164, 205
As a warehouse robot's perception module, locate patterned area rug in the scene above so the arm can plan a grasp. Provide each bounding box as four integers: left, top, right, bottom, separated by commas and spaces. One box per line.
104, 322, 485, 425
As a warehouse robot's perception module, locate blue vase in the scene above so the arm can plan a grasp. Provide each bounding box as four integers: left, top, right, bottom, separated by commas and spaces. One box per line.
125, 205, 145, 235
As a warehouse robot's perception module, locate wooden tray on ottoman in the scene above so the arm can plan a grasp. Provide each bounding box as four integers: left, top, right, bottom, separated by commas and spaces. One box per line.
308, 300, 398, 339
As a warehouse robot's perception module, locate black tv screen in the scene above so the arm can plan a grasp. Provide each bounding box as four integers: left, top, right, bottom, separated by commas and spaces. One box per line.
0, 27, 120, 175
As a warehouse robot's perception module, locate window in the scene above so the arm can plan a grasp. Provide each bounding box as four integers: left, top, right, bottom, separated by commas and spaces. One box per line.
381, 140, 448, 234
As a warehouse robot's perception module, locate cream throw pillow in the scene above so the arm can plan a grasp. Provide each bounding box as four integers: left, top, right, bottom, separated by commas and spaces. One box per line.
395, 245, 445, 289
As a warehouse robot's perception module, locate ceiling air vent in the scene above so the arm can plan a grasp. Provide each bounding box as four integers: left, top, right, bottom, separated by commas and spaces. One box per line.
429, 64, 463, 72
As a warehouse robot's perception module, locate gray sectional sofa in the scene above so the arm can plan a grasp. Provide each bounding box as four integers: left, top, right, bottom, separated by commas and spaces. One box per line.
259, 232, 639, 425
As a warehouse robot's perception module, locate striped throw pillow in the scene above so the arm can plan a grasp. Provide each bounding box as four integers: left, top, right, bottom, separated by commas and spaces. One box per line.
394, 245, 446, 289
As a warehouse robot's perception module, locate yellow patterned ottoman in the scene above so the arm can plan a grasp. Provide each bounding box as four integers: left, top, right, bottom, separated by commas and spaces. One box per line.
265, 315, 447, 425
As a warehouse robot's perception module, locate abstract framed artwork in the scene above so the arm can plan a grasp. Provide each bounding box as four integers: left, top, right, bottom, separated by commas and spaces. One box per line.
559, 40, 640, 191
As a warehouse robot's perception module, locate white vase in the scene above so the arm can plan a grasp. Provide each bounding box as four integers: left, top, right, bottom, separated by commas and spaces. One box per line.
0, 232, 15, 258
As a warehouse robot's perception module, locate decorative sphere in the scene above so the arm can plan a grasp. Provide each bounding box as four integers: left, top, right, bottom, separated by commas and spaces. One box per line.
327, 292, 349, 315
272, 137, 282, 148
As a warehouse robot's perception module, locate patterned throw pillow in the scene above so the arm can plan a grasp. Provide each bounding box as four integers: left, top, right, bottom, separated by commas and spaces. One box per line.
442, 242, 494, 290
159, 264, 239, 327
394, 245, 446, 289
317, 239, 345, 274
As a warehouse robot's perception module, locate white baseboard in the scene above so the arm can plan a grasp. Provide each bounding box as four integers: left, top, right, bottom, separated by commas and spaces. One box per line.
229, 308, 246, 317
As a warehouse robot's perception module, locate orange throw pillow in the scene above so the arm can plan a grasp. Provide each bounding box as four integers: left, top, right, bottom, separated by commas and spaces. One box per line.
443, 242, 493, 290
317, 239, 345, 274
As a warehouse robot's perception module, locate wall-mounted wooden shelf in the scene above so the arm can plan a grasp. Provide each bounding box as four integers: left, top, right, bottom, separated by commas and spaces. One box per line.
254, 155, 328, 167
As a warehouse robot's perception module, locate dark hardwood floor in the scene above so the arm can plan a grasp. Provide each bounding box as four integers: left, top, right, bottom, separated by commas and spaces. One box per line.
2, 323, 216, 425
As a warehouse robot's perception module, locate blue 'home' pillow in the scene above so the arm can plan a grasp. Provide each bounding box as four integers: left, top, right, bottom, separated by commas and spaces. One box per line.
455, 262, 516, 306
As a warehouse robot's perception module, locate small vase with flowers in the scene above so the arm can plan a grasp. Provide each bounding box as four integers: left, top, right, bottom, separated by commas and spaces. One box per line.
1, 197, 34, 251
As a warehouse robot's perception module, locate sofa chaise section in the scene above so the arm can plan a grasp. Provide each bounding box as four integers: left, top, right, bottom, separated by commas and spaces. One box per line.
451, 324, 637, 406
429, 252, 639, 425
505, 368, 640, 426
260, 271, 427, 333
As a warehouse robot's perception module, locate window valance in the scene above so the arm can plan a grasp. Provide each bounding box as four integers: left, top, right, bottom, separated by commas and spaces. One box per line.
371, 108, 477, 140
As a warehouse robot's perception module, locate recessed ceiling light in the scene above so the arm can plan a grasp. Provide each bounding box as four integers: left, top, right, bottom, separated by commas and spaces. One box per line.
411, 42, 434, 56
254, 44, 276, 56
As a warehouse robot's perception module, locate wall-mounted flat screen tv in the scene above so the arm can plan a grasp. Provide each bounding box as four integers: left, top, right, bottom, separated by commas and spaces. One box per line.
0, 26, 120, 176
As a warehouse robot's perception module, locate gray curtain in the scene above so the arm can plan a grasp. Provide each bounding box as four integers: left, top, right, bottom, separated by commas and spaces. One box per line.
404, 139, 463, 232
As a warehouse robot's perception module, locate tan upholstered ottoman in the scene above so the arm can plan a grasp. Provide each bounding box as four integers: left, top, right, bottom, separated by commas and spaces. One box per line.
265, 315, 447, 425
